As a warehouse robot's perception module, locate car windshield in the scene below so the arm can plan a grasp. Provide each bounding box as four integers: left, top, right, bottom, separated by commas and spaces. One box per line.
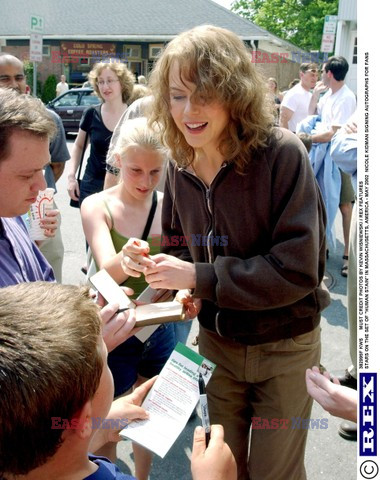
81, 94, 100, 106
54, 92, 79, 107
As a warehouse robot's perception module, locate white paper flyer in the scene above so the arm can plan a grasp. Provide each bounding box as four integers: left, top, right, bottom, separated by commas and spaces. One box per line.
120, 342, 216, 458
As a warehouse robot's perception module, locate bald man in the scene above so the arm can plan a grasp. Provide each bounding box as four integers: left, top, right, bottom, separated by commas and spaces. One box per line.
56, 74, 69, 96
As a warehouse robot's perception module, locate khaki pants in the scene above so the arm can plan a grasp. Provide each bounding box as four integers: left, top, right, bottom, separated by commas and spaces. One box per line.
199, 324, 321, 480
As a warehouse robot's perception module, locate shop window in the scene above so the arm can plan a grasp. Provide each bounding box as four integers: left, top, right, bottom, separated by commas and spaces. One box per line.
149, 44, 164, 59
123, 45, 141, 60
352, 37, 357, 65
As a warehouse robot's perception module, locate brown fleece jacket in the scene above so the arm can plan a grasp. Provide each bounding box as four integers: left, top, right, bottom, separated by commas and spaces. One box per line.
161, 128, 330, 345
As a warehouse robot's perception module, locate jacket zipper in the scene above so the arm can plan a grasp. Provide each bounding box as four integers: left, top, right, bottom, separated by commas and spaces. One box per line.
180, 165, 227, 338
205, 189, 214, 263
181, 164, 227, 264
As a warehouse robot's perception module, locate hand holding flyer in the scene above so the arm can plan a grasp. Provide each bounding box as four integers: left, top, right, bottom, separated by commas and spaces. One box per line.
89, 270, 185, 326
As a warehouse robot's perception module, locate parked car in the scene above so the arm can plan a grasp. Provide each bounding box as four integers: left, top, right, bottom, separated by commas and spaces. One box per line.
47, 88, 100, 134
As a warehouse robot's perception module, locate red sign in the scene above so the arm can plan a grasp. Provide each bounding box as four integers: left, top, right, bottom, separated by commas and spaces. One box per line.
60, 42, 116, 60
320, 34, 335, 53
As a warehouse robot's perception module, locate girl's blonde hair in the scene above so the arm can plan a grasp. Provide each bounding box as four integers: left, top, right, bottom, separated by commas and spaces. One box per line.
114, 117, 167, 160
88, 60, 135, 104
149, 25, 273, 171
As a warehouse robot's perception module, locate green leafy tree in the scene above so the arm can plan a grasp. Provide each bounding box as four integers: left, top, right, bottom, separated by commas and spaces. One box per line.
42, 74, 58, 103
231, 0, 339, 52
23, 61, 42, 98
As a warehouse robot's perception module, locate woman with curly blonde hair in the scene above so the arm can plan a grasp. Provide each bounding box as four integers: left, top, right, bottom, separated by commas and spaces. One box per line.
122, 25, 329, 480
67, 60, 135, 206
149, 25, 273, 172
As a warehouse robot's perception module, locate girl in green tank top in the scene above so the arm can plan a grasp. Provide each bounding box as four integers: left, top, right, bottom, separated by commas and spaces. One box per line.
81, 117, 166, 292
80, 117, 171, 479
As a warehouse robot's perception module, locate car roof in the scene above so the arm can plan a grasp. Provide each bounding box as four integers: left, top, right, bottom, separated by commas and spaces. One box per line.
66, 87, 94, 92
50, 87, 98, 104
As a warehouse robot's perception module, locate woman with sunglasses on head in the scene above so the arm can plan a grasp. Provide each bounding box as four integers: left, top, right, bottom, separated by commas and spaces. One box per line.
122, 25, 330, 480
67, 60, 135, 206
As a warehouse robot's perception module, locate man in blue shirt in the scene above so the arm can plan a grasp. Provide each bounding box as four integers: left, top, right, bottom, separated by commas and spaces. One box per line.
0, 88, 56, 286
0, 216, 55, 287
0, 88, 138, 353
0, 52, 70, 282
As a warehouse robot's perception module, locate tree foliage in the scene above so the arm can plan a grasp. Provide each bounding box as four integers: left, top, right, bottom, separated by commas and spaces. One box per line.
42, 74, 58, 104
23, 61, 42, 98
231, 0, 339, 52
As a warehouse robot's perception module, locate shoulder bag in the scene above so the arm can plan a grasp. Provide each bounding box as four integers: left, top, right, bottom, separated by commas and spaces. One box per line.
69, 131, 89, 208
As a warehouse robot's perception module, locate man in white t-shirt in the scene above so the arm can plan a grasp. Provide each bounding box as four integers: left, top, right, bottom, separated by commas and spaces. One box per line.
309, 56, 356, 280
309, 57, 356, 142
56, 75, 69, 97
279, 63, 318, 132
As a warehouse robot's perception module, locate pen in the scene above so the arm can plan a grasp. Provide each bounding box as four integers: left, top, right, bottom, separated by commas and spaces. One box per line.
116, 307, 130, 313
133, 240, 150, 258
198, 372, 211, 447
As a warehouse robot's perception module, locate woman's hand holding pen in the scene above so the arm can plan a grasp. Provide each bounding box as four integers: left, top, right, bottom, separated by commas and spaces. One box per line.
121, 238, 156, 277
121, 238, 197, 292
144, 253, 196, 291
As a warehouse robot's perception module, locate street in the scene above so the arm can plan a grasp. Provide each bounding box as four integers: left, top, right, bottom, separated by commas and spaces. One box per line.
55, 136, 356, 479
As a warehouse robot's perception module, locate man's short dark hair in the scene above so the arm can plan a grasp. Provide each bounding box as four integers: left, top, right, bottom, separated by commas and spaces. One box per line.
0, 282, 103, 476
0, 88, 56, 162
299, 63, 318, 74
324, 56, 349, 81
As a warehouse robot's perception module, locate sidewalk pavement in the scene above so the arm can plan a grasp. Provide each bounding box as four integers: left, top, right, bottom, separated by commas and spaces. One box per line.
56, 154, 357, 479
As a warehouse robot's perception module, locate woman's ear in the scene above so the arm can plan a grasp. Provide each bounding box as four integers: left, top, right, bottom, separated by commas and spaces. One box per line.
114, 153, 122, 169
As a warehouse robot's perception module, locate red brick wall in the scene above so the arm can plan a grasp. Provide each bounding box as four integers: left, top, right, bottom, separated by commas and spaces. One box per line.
1, 46, 63, 86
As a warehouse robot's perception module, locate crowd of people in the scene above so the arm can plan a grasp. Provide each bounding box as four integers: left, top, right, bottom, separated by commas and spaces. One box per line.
0, 24, 357, 480
269, 58, 356, 280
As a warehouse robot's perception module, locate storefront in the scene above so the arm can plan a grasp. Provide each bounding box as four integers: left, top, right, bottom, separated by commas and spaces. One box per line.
52, 41, 164, 86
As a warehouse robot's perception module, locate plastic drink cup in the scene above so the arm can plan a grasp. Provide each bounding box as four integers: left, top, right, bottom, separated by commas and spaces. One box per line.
28, 188, 55, 241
